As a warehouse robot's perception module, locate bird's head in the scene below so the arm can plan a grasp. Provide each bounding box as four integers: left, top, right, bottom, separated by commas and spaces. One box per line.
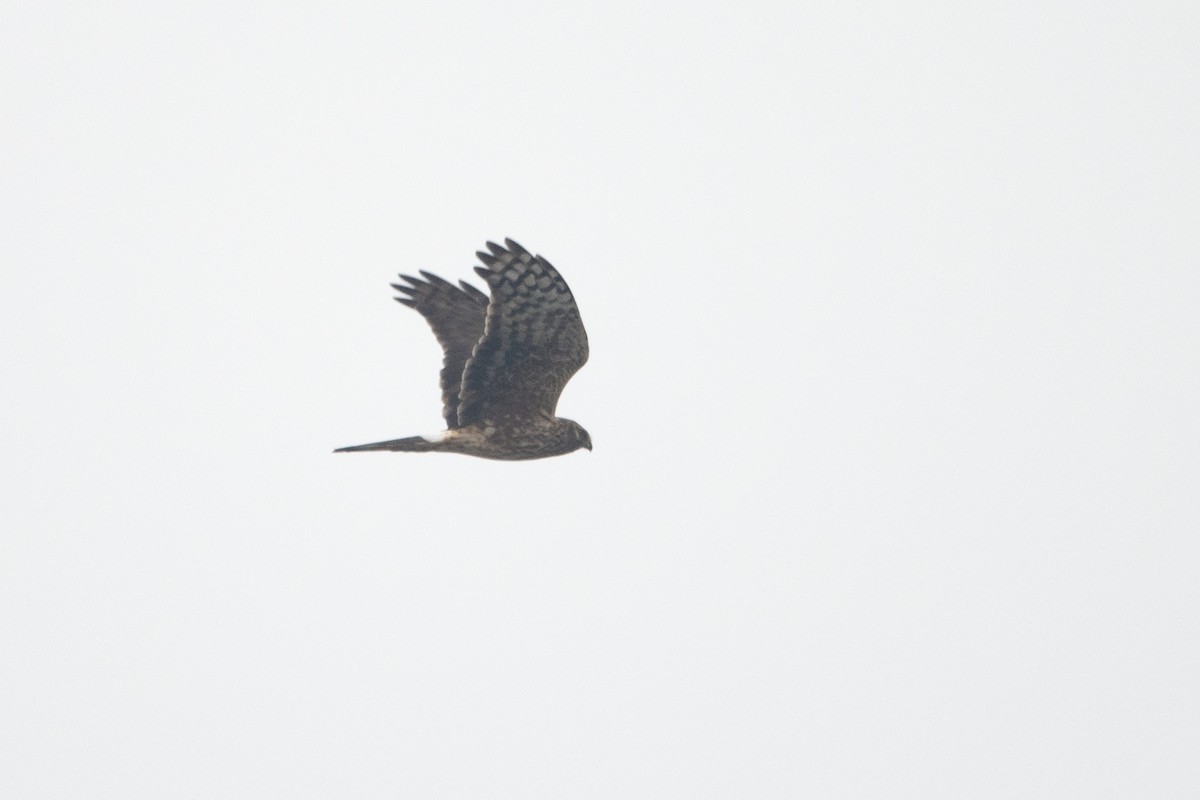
562, 418, 592, 452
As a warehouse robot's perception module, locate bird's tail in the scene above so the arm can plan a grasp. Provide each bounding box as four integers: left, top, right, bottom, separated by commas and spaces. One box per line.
334, 435, 442, 453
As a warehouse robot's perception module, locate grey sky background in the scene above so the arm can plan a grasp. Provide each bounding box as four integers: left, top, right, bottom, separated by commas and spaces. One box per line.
2, 2, 1197, 797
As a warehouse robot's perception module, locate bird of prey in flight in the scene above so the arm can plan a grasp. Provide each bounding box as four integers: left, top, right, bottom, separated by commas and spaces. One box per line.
335, 239, 591, 460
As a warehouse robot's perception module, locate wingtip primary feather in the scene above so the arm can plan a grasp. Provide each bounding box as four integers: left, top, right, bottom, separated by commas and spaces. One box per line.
419, 270, 455, 288
460, 280, 489, 301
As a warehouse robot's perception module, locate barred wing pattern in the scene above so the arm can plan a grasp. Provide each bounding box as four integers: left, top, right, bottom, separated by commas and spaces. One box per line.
392, 271, 489, 427
457, 240, 589, 426
336, 238, 591, 460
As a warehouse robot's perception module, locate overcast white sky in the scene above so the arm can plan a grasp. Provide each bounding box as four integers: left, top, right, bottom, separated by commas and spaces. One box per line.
2, 2, 1198, 798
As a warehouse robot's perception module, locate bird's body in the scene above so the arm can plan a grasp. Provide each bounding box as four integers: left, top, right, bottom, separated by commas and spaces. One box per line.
336, 239, 591, 460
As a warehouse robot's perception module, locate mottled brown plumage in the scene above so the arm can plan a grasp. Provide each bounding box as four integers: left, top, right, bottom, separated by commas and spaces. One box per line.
336, 239, 591, 460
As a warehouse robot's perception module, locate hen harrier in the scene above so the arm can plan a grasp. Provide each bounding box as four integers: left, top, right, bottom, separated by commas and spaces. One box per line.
335, 239, 591, 460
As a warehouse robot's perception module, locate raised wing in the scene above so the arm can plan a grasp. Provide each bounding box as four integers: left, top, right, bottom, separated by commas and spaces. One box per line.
457, 239, 589, 426
393, 271, 489, 428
